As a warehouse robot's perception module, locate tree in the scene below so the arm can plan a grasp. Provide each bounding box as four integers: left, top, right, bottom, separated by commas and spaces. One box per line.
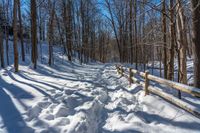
167, 0, 175, 80
31, 0, 37, 69
162, 0, 167, 79
5, 0, 10, 65
176, 0, 187, 85
17, 0, 25, 61
129, 0, 133, 64
105, 0, 121, 62
13, 0, 19, 72
48, 0, 55, 66
0, 5, 5, 68
191, 0, 200, 87
0, 26, 4, 68
134, 0, 138, 69
63, 0, 73, 62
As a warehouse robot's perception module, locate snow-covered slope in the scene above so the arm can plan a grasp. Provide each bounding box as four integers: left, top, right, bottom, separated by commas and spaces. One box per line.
146, 58, 194, 84
0, 43, 200, 133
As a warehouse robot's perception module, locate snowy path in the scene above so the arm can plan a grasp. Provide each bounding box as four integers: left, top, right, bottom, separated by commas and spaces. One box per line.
0, 62, 200, 133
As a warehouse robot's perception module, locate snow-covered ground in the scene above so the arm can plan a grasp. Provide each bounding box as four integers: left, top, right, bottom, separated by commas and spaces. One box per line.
146, 58, 194, 84
0, 43, 200, 133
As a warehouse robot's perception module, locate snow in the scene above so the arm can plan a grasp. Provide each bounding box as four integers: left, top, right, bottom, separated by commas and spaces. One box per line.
147, 58, 194, 84
0, 43, 200, 133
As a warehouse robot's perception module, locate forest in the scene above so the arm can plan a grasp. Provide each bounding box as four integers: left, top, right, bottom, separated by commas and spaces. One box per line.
0, 0, 200, 133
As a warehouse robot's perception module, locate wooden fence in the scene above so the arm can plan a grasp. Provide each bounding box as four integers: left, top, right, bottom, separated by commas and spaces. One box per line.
115, 64, 200, 118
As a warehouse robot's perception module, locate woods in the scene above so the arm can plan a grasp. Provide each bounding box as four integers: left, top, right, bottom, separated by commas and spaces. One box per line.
0, 0, 200, 87
1, 0, 200, 132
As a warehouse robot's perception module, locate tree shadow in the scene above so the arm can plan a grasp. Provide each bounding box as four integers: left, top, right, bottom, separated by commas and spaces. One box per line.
17, 72, 64, 92
34, 67, 102, 87
0, 77, 34, 110
135, 111, 200, 130
0, 83, 34, 133
6, 71, 56, 102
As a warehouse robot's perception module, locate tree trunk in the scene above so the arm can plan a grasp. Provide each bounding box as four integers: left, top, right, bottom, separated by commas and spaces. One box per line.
0, 28, 4, 68
134, 0, 138, 70
5, 0, 10, 65
17, 0, 25, 61
176, 0, 187, 84
129, 0, 133, 64
31, 0, 37, 69
13, 0, 19, 72
167, 0, 175, 80
162, 0, 168, 79
63, 0, 72, 62
191, 0, 200, 87
48, 5, 55, 66
105, 0, 122, 62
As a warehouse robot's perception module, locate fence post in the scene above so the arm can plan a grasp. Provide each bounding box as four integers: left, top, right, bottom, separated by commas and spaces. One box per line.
145, 70, 149, 96
129, 68, 133, 85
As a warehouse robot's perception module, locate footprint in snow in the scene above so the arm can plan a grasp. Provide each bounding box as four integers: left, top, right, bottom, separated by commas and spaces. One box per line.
43, 114, 54, 120
64, 89, 75, 95
38, 101, 51, 109
55, 118, 70, 126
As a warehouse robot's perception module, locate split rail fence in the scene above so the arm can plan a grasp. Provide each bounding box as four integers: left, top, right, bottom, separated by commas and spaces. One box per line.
115, 64, 200, 118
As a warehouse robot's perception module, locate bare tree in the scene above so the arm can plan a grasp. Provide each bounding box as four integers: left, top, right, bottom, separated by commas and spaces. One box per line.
191, 0, 200, 88
176, 0, 188, 85
13, 0, 19, 72
162, 0, 168, 79
63, 0, 73, 62
0, 26, 4, 68
31, 0, 37, 69
0, 5, 5, 68
48, 0, 55, 66
6, 0, 10, 65
167, 0, 175, 80
18, 0, 25, 61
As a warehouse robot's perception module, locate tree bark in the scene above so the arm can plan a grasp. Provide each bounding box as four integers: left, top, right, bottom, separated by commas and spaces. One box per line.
167, 0, 175, 80
6, 0, 9, 65
17, 0, 25, 61
134, 0, 138, 70
129, 0, 133, 64
63, 0, 73, 62
176, 0, 187, 84
191, 0, 200, 87
0, 28, 4, 68
48, 4, 55, 66
162, 0, 168, 79
31, 0, 37, 69
13, 0, 19, 72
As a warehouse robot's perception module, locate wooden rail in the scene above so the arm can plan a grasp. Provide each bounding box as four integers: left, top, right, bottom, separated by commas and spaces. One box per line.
115, 64, 200, 118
